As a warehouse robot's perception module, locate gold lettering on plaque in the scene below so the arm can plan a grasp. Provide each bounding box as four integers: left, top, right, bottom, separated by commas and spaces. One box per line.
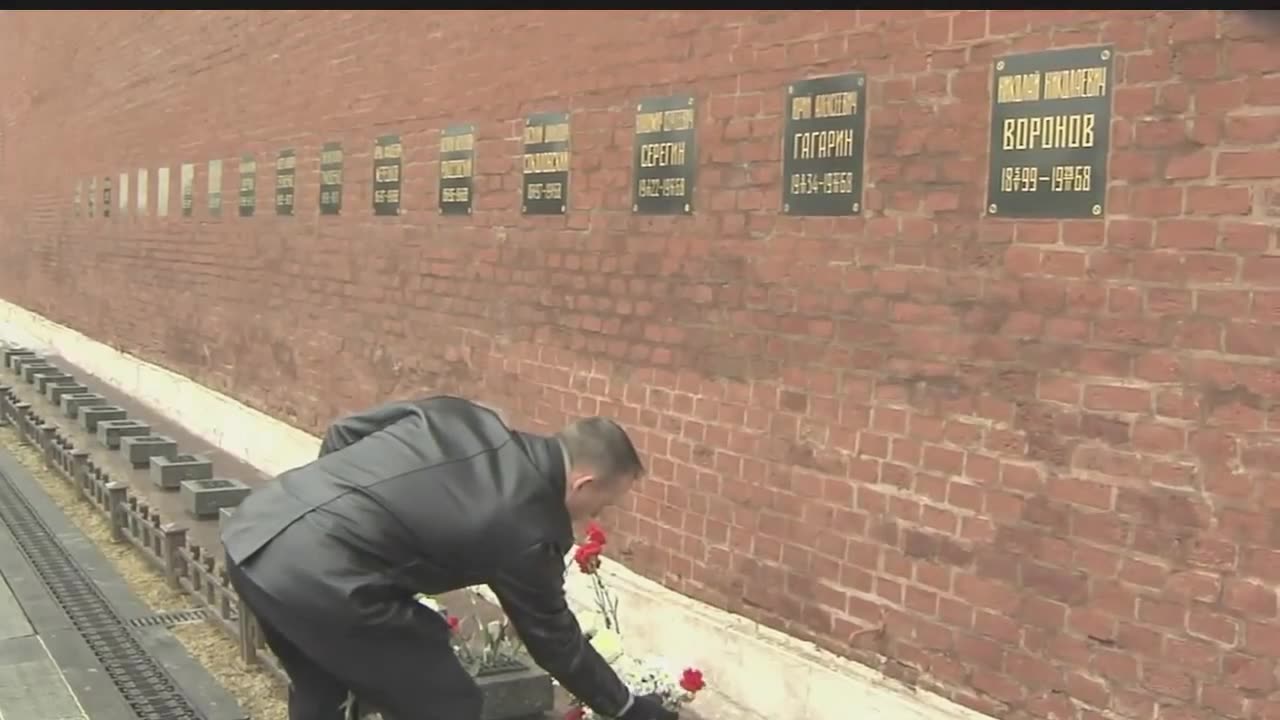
639, 142, 686, 167
793, 129, 855, 160
439, 159, 471, 179
1001, 113, 1096, 151
523, 151, 569, 174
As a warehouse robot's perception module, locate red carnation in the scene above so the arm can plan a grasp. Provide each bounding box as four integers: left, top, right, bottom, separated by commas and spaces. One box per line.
447, 615, 461, 633
585, 521, 607, 547
564, 707, 586, 720
574, 540, 603, 574
679, 668, 705, 693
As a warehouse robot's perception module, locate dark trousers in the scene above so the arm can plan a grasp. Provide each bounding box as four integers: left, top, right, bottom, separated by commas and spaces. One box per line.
226, 556, 482, 720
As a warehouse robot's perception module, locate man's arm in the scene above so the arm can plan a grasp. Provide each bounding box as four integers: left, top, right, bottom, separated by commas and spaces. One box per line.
317, 400, 426, 456
488, 543, 634, 717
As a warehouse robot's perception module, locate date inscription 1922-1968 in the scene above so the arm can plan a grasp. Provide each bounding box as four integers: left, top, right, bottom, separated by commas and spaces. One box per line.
987, 45, 1114, 219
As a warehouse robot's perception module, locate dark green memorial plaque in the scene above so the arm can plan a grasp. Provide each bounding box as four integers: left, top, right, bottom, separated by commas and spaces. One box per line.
987, 45, 1114, 219
207, 160, 222, 217
319, 141, 343, 216
632, 94, 696, 215
782, 73, 866, 216
522, 112, 569, 215
180, 163, 194, 217
439, 123, 475, 216
239, 155, 256, 217
373, 134, 403, 216
275, 149, 295, 216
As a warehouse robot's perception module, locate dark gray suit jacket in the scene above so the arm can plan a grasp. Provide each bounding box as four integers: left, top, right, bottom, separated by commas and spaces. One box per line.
220, 395, 630, 715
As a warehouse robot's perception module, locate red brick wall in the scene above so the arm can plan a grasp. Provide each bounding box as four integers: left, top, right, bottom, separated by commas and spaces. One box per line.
3, 9, 1280, 718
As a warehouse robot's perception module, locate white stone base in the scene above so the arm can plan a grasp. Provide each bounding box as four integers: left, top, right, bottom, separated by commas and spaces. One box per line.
0, 299, 993, 720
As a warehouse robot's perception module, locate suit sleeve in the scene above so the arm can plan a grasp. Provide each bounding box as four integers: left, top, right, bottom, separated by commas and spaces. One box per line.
317, 400, 426, 456
488, 543, 632, 717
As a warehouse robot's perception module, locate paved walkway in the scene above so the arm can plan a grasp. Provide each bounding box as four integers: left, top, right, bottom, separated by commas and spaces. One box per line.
0, 443, 244, 720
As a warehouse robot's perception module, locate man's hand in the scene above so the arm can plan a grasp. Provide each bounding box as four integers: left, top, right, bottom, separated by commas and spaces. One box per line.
620, 693, 679, 720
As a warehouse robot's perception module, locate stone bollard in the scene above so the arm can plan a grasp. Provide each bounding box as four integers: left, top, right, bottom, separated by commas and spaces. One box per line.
119, 435, 178, 468
96, 419, 150, 449
151, 453, 214, 490
49, 383, 89, 405
61, 393, 109, 419
180, 478, 251, 520
79, 405, 127, 433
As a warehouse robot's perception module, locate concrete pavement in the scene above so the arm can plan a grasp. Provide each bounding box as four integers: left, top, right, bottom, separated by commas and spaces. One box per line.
0, 442, 244, 720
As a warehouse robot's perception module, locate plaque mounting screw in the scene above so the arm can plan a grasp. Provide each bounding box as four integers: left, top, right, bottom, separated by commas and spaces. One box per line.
633, 204, 639, 212
636, 105, 642, 112
783, 203, 791, 213
683, 203, 691, 212
1100, 50, 1111, 61
996, 60, 1005, 71
788, 86, 795, 94
853, 203, 860, 212
856, 77, 864, 87
988, 204, 998, 214
560, 204, 566, 212
522, 205, 527, 213
1092, 204, 1102, 216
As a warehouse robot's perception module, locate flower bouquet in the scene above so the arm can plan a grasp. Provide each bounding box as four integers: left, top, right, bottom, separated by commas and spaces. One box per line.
563, 522, 707, 720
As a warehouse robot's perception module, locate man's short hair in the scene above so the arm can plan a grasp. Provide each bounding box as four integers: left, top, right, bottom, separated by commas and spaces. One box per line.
555, 417, 645, 484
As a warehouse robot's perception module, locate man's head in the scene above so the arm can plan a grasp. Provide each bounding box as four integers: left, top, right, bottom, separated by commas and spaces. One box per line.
556, 416, 645, 524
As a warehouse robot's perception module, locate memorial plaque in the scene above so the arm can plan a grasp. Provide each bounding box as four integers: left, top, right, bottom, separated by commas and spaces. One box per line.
987, 45, 1114, 219
118, 172, 129, 213
319, 141, 343, 216
87, 177, 96, 218
136, 168, 148, 214
102, 176, 111, 218
522, 112, 569, 215
439, 124, 475, 215
632, 94, 696, 215
73, 180, 82, 217
372, 134, 403, 216
783, 74, 866, 216
180, 163, 195, 217
275, 148, 296, 216
207, 159, 223, 217
238, 155, 256, 217
156, 167, 170, 217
